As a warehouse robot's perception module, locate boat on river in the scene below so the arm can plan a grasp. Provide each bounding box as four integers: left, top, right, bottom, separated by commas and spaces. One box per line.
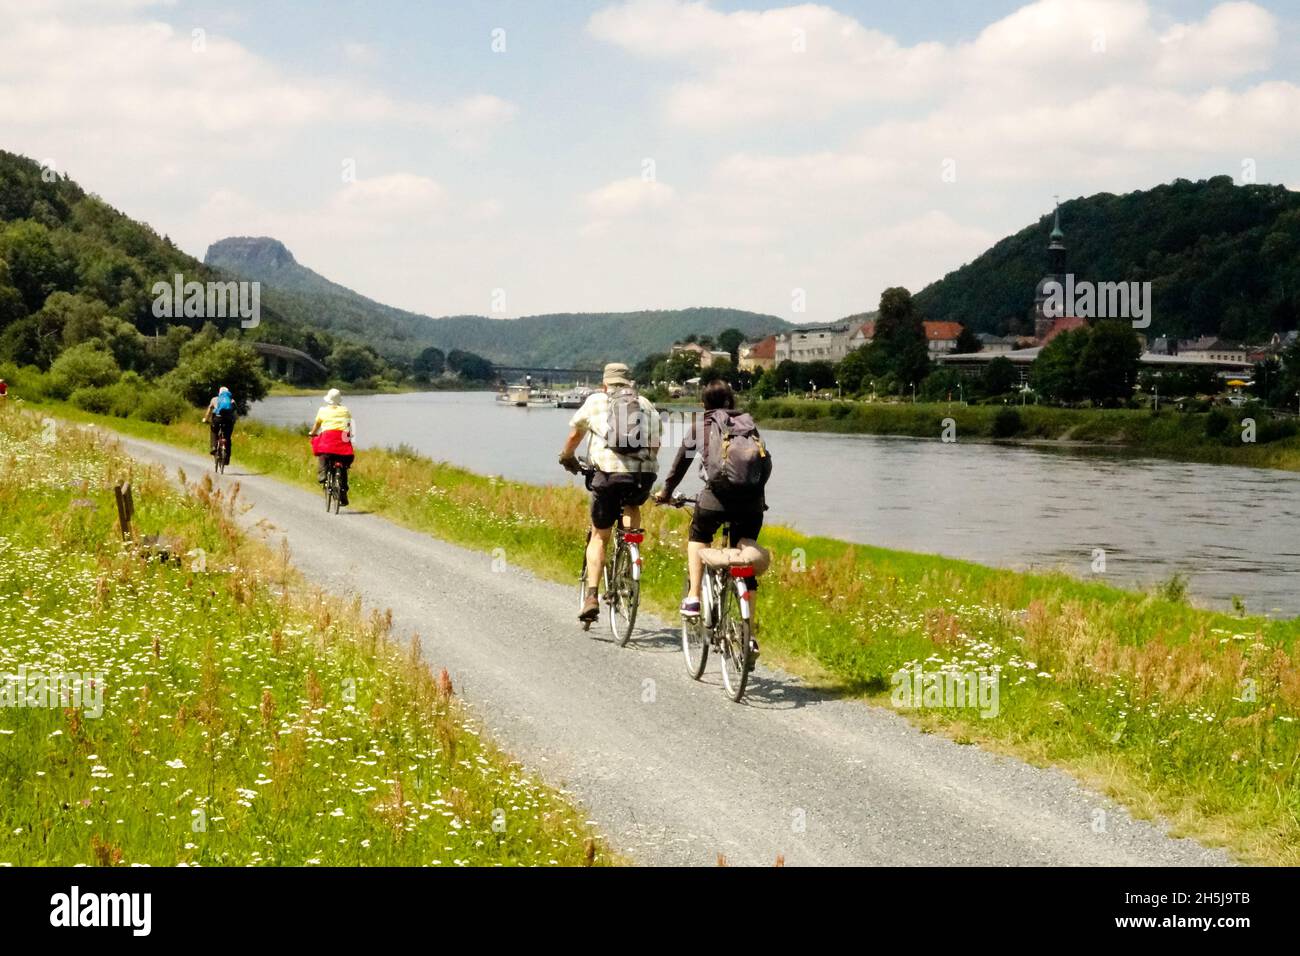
496, 384, 531, 406
555, 387, 592, 409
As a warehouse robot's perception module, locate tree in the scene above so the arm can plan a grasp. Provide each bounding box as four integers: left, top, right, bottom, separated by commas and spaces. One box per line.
954, 326, 982, 354
0, 260, 27, 331
165, 337, 269, 413
664, 350, 701, 384
412, 346, 446, 380
702, 355, 738, 385
836, 346, 873, 393
981, 356, 1017, 397
717, 328, 745, 362
329, 342, 380, 383
863, 286, 931, 389
633, 351, 667, 385
0, 220, 76, 313
1078, 321, 1142, 406
1030, 328, 1087, 403
49, 340, 121, 396
446, 349, 495, 381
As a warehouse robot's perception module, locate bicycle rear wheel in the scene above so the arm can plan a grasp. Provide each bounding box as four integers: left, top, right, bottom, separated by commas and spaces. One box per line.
681, 574, 708, 679
608, 544, 638, 646
717, 586, 752, 702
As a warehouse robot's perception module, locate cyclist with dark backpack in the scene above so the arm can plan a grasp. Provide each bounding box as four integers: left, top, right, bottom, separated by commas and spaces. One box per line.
202, 386, 237, 464
654, 379, 772, 618
559, 362, 662, 623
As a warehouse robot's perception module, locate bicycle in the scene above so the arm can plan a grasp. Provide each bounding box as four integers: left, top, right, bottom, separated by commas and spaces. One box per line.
213, 429, 229, 474
323, 456, 346, 514
664, 496, 761, 702
575, 464, 642, 645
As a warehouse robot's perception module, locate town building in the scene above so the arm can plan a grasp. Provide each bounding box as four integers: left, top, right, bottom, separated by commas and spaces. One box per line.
773, 324, 852, 363
670, 341, 731, 368
976, 333, 1019, 353
738, 335, 776, 372
1177, 337, 1247, 364
847, 319, 965, 353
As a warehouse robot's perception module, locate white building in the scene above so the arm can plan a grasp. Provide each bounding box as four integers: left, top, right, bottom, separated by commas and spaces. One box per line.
774, 324, 852, 363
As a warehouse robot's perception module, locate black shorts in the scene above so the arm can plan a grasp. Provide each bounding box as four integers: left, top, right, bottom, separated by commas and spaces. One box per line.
689, 504, 764, 546
589, 471, 655, 530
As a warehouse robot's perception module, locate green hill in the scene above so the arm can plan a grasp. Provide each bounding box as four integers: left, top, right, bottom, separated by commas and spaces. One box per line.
205, 236, 792, 366
913, 177, 1300, 342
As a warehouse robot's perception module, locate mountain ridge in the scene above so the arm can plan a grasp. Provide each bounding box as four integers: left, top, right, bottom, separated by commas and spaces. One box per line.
205, 236, 794, 366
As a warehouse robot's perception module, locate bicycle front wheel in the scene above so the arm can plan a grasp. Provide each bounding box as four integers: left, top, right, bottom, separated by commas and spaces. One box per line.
717, 588, 752, 702
681, 574, 708, 679
608, 544, 638, 646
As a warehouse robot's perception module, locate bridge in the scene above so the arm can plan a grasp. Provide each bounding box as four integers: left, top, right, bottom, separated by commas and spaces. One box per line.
251, 342, 329, 384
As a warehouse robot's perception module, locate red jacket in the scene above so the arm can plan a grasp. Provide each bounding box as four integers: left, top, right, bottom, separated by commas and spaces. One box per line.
311, 430, 354, 456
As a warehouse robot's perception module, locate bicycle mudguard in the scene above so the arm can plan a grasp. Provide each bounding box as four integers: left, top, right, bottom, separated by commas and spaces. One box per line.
733, 576, 754, 621
628, 543, 642, 581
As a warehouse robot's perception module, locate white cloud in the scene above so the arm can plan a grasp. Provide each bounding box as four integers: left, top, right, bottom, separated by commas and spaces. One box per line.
585, 177, 676, 217
590, 0, 1284, 128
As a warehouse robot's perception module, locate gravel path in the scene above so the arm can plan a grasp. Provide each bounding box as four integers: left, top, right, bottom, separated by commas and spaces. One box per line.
113, 432, 1231, 867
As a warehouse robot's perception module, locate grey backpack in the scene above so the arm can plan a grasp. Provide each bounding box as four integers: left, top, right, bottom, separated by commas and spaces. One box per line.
605, 387, 649, 455
699, 409, 770, 491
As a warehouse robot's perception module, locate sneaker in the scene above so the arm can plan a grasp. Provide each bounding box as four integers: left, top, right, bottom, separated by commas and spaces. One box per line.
579, 589, 600, 623
680, 597, 701, 617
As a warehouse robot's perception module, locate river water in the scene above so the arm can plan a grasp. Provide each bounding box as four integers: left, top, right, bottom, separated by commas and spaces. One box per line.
252, 391, 1300, 618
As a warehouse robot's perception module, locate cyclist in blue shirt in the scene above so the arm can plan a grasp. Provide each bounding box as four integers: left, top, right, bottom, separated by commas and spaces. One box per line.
202, 386, 237, 462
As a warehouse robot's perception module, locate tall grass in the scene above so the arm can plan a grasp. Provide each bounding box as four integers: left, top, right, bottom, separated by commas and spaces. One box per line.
32, 400, 1300, 864
0, 409, 607, 866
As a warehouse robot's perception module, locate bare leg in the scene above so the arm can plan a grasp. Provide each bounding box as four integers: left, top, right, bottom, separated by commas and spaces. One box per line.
687, 540, 705, 600
623, 505, 641, 530
586, 526, 611, 589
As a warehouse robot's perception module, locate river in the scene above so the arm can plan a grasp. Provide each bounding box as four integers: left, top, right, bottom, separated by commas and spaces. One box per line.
251, 391, 1300, 618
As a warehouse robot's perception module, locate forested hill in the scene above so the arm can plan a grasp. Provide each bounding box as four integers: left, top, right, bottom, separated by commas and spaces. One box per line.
0, 149, 347, 364
206, 236, 792, 366
913, 177, 1300, 342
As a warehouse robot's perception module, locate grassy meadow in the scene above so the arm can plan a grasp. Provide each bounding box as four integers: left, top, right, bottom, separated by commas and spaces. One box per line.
0, 408, 608, 866
750, 398, 1300, 471
15, 398, 1300, 865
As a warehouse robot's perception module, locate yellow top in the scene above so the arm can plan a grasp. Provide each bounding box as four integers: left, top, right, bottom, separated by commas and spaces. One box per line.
314, 404, 352, 433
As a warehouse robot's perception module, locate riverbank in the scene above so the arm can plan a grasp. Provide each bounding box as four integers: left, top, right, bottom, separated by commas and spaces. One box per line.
749, 398, 1300, 471
267, 380, 496, 397
0, 408, 608, 866
27, 398, 1300, 864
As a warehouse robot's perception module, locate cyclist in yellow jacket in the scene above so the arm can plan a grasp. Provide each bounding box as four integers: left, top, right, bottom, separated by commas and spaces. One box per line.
308, 388, 356, 505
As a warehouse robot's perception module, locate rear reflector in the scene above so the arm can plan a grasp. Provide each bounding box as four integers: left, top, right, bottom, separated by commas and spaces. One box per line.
729, 566, 755, 577
623, 532, 644, 543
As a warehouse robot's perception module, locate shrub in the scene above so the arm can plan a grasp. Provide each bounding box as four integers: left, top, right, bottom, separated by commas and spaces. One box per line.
992, 407, 1023, 438
68, 385, 115, 414
48, 341, 121, 397
136, 389, 190, 424
1204, 409, 1230, 438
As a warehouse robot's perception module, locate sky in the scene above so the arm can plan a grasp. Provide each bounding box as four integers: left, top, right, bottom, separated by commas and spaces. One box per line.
1, 0, 1298, 323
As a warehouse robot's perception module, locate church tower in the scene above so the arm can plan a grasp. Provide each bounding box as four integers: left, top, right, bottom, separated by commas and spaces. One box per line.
1033, 201, 1067, 341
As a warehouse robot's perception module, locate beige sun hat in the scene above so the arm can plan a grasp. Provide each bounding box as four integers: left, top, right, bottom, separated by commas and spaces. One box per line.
324, 388, 342, 405
602, 362, 631, 386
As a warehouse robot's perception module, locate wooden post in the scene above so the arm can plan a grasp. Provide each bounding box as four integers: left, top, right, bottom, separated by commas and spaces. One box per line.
114, 482, 134, 539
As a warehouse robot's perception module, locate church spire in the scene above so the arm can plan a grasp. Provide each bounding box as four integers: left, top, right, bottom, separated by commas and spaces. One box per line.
1047, 197, 1066, 274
